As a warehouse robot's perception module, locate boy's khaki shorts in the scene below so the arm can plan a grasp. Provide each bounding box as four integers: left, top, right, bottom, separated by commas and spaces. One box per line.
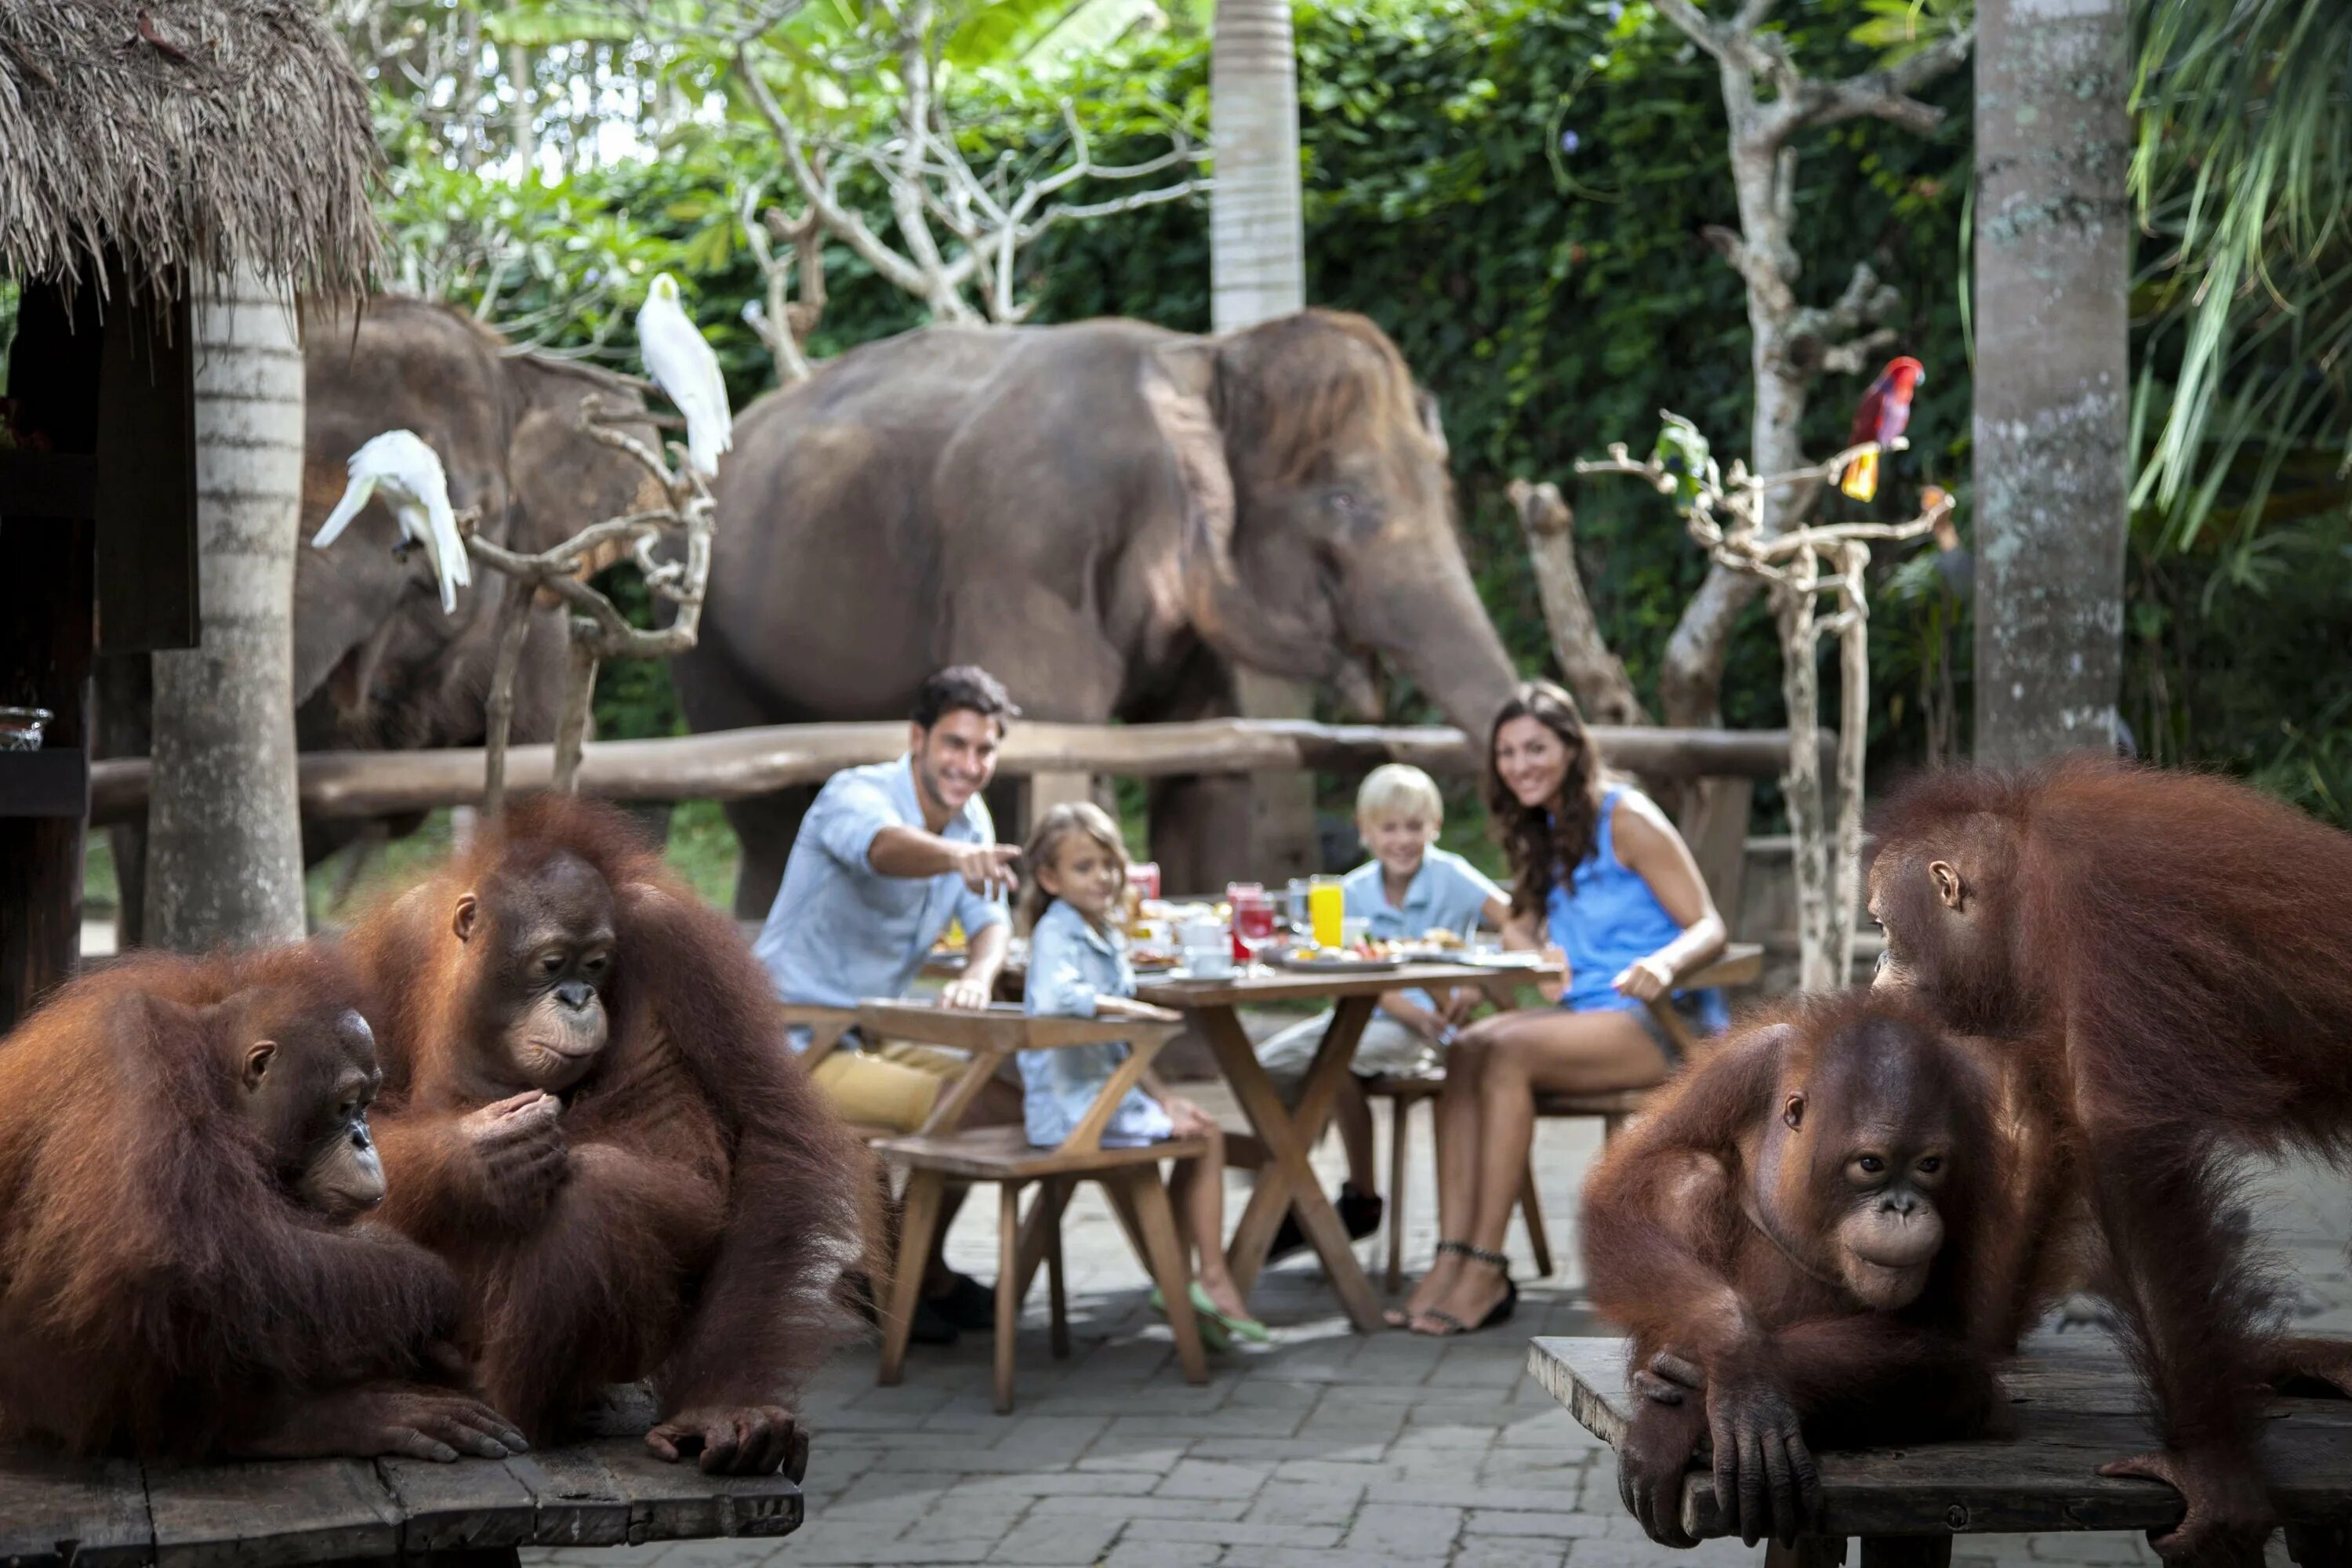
809, 1039, 971, 1133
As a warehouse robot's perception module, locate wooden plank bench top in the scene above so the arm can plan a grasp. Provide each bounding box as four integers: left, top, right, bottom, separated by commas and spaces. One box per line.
1529, 1335, 2352, 1559
0, 1389, 803, 1568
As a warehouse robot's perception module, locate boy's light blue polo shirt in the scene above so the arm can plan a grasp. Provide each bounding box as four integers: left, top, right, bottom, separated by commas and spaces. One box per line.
1342, 846, 1506, 1011
754, 753, 1007, 1044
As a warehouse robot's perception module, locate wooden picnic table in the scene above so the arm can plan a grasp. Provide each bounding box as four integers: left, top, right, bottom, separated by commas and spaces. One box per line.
1134, 959, 1561, 1335
0, 1390, 804, 1568
1528, 1335, 2352, 1566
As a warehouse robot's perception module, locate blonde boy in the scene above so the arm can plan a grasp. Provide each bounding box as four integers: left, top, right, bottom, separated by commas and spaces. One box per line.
1254, 765, 1510, 1253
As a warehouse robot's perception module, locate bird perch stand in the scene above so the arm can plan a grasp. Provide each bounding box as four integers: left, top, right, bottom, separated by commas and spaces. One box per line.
468, 394, 715, 817
1577, 416, 1951, 991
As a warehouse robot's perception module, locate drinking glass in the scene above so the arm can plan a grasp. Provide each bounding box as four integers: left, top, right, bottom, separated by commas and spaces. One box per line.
1226, 883, 1275, 967
1308, 875, 1345, 949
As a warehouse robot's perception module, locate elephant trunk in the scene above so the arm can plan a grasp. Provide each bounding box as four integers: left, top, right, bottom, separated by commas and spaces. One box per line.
1342, 548, 1518, 742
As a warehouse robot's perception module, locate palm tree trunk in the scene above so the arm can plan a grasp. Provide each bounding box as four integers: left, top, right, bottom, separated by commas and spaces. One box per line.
1203, 0, 1316, 891
147, 269, 308, 949
1210, 0, 1303, 332
1973, 0, 2131, 764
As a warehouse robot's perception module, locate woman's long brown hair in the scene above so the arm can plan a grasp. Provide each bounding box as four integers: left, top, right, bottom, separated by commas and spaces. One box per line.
1483, 680, 1605, 923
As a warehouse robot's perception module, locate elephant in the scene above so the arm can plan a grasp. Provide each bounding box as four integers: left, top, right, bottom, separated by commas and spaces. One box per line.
678, 307, 1519, 916
100, 297, 662, 942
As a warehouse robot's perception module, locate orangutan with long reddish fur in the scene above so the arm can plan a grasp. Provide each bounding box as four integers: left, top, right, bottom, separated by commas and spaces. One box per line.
1871, 758, 2352, 1565
343, 793, 869, 1476
1581, 990, 2078, 1549
0, 946, 523, 1462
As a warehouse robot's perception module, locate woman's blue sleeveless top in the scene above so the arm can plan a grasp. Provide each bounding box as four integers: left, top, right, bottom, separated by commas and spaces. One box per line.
1544, 786, 1729, 1029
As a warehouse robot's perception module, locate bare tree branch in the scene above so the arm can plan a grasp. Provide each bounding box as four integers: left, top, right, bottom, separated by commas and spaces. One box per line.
1508, 479, 1650, 727
732, 5, 1202, 334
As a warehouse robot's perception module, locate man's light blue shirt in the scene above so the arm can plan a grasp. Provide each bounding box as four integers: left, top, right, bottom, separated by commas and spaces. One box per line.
754, 754, 1007, 1047
1018, 899, 1172, 1149
1343, 846, 1506, 1011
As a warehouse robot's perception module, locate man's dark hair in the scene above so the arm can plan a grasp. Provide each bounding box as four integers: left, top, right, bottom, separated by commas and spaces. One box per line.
912, 665, 1020, 732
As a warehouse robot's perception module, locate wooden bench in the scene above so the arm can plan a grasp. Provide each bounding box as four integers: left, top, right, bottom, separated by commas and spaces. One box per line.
858, 1000, 1210, 1414
1365, 942, 1763, 1290
0, 1385, 800, 1568
1532, 1335, 2352, 1564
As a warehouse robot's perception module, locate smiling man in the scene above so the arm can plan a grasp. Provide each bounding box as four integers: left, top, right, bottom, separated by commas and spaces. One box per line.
754, 664, 1025, 1341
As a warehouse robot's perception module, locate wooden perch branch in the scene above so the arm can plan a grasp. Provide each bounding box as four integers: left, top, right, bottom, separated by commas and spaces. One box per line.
465, 394, 717, 814
1580, 412, 1951, 989
1507, 479, 1649, 727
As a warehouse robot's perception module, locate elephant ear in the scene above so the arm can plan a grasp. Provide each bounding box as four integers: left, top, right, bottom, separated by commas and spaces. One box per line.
1139, 338, 1239, 588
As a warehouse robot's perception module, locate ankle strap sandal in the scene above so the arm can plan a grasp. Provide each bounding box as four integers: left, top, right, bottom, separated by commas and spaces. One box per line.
1436, 1239, 1511, 1272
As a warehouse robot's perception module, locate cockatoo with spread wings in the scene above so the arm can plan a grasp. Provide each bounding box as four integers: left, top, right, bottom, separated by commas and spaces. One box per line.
637, 273, 731, 478
310, 430, 471, 615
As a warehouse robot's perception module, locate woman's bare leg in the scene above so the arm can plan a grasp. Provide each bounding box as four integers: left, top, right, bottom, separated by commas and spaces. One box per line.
1411, 1008, 1664, 1334
1393, 1035, 1490, 1320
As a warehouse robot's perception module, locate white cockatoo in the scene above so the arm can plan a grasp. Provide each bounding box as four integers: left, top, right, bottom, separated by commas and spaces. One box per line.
310, 430, 471, 615
637, 272, 732, 478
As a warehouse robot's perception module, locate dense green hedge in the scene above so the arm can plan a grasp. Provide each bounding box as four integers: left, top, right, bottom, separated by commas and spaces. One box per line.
390, 0, 2349, 822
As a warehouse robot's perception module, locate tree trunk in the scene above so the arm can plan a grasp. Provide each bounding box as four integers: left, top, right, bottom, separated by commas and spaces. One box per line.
147, 270, 308, 950
504, 44, 535, 171
1210, 0, 1304, 334
1972, 0, 2130, 766
1207, 0, 1317, 887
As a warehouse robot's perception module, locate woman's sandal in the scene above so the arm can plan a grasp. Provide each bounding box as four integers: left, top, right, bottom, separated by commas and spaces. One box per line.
1385, 1237, 1480, 1330
1408, 1241, 1518, 1338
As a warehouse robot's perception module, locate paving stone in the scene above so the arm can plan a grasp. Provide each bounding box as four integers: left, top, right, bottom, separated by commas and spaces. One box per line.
1153, 1517, 1345, 1548
1029, 1494, 1251, 1523
1100, 1541, 1223, 1568
1464, 1510, 1597, 1539
1241, 1479, 1365, 1528
1218, 1548, 1440, 1568
1450, 1539, 1569, 1568
982, 1512, 1126, 1564
1346, 1501, 1465, 1557
1153, 1458, 1270, 1501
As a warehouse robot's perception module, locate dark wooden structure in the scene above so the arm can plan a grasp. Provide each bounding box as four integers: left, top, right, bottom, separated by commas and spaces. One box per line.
1531, 1334, 2352, 1565
0, 274, 197, 1035
0, 0, 381, 1029
0, 1392, 804, 1568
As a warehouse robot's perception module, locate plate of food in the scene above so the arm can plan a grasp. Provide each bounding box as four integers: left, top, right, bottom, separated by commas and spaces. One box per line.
1452, 949, 1544, 969
1275, 943, 1403, 972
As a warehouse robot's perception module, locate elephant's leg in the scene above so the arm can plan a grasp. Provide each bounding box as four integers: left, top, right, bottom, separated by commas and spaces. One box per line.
93, 654, 152, 949
725, 786, 815, 923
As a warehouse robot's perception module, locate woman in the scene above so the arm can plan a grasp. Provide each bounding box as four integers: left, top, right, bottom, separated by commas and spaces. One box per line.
1398, 681, 1727, 1336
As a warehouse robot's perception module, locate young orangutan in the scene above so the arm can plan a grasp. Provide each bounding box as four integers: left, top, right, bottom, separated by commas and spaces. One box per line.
0, 946, 524, 1461
344, 793, 870, 1475
1579, 991, 2078, 1550
1870, 759, 2352, 1564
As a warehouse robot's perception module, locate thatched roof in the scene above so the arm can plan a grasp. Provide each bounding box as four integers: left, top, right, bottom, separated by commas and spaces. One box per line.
0, 0, 381, 300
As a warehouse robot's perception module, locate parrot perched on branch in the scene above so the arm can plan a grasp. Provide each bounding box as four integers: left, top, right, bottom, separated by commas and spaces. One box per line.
1838, 355, 1925, 503
310, 430, 470, 615
637, 273, 733, 479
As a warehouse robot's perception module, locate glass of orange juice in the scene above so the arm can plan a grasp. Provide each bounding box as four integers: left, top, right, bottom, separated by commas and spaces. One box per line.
1308, 875, 1345, 949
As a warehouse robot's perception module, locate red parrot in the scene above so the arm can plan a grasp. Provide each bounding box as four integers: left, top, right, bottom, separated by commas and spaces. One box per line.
1838, 355, 1925, 502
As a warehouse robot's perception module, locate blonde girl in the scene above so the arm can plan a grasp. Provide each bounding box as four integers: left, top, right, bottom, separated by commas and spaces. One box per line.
1019, 803, 1266, 1346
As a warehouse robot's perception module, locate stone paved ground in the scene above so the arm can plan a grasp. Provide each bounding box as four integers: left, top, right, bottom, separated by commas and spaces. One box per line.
528, 1097, 2350, 1568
